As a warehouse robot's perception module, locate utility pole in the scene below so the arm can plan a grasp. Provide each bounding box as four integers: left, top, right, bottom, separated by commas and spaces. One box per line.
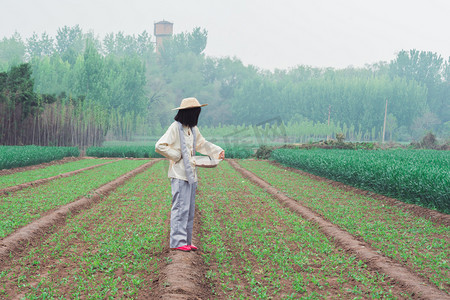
382, 98, 388, 144
327, 105, 331, 141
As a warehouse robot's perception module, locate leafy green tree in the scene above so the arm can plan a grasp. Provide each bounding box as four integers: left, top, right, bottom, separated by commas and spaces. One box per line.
389, 49, 447, 123
55, 25, 84, 64
386, 113, 398, 141
210, 57, 257, 100
83, 39, 104, 101
159, 27, 208, 66
106, 31, 133, 56
0, 33, 25, 70
187, 27, 207, 55
103, 31, 154, 58
440, 57, 450, 123
31, 56, 55, 93
104, 55, 147, 113
0, 63, 39, 117
26, 33, 42, 58
103, 33, 115, 55
26, 32, 54, 58
137, 31, 154, 56
410, 111, 441, 140
390, 50, 443, 86
2, 24, 448, 142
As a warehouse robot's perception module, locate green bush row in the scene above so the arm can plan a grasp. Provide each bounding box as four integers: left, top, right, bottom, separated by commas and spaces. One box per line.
86, 146, 163, 158
86, 144, 255, 159
271, 148, 450, 213
218, 145, 254, 159
0, 145, 79, 170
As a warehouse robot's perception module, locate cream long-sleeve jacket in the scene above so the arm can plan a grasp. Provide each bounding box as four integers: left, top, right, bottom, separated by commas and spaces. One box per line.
155, 122, 223, 182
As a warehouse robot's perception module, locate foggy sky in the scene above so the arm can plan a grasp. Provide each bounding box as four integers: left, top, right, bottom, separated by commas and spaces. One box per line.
1, 0, 449, 70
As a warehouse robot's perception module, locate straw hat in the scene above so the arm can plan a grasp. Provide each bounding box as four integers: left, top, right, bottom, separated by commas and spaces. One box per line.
172, 97, 208, 110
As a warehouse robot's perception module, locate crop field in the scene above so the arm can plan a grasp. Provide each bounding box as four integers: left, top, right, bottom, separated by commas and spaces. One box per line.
85, 144, 254, 159
238, 160, 450, 294
0, 146, 80, 170
0, 158, 114, 190
0, 161, 172, 298
0, 157, 449, 299
91, 141, 255, 159
196, 164, 408, 299
0, 159, 151, 239
271, 149, 450, 213
86, 146, 164, 159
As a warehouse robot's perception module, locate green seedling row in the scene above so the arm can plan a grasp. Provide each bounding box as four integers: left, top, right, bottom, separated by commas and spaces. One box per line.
0, 159, 149, 238
0, 158, 114, 190
217, 144, 254, 159
86, 143, 254, 159
196, 162, 408, 299
86, 146, 164, 158
271, 149, 450, 213
0, 160, 171, 298
239, 160, 450, 293
0, 146, 80, 170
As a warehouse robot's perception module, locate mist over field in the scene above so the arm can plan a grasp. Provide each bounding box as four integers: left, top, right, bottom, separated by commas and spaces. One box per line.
1, 0, 449, 147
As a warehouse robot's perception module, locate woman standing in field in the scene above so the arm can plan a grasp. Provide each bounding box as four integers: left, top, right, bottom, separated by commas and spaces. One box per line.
155, 97, 225, 252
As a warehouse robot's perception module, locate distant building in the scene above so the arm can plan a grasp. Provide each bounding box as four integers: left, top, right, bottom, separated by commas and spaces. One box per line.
154, 20, 173, 52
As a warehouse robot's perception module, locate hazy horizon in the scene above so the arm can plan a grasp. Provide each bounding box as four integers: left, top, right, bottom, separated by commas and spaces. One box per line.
1, 0, 449, 70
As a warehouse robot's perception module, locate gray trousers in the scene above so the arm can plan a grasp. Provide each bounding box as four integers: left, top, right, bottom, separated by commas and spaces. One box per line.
170, 178, 197, 248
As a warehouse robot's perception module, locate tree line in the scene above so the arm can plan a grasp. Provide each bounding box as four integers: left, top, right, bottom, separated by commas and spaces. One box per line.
0, 25, 449, 146
0, 64, 107, 146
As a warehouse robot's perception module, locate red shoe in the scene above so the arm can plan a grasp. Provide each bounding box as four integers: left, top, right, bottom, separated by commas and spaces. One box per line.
171, 245, 191, 252
189, 245, 198, 251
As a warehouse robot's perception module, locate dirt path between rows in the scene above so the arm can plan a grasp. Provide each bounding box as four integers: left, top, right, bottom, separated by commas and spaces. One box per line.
152, 201, 211, 299
0, 159, 161, 266
228, 159, 449, 300
0, 159, 120, 195
269, 161, 450, 227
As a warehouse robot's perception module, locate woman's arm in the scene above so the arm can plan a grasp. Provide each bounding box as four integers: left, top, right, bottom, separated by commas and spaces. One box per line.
195, 127, 224, 159
155, 123, 182, 162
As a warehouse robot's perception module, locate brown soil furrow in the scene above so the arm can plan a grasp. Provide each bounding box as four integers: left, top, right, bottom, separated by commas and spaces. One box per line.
0, 159, 120, 195
154, 191, 211, 300
228, 159, 449, 300
0, 159, 160, 266
268, 160, 450, 227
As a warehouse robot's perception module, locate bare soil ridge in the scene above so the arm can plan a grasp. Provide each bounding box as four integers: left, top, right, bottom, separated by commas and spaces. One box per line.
153, 206, 211, 299
0, 159, 160, 266
157, 245, 208, 300
228, 159, 449, 300
0, 159, 119, 195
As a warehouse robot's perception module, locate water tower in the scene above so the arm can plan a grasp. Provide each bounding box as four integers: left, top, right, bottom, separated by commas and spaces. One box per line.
154, 20, 173, 52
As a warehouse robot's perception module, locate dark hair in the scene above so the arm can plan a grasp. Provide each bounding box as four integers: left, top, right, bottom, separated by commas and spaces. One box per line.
174, 107, 201, 128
